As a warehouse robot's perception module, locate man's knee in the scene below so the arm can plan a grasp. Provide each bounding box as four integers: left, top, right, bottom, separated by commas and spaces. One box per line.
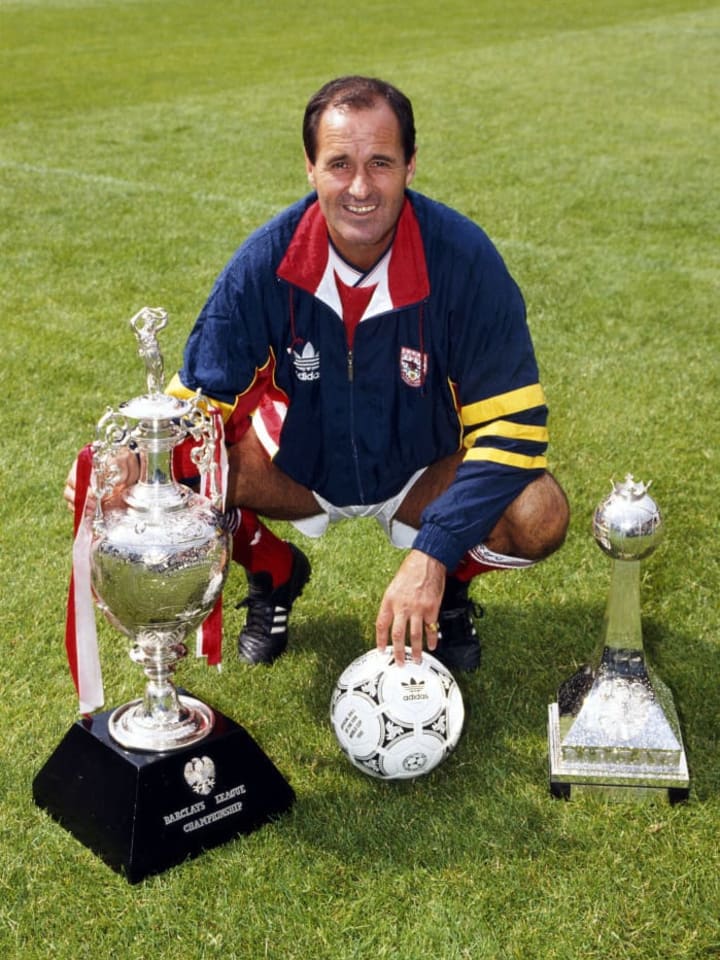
519, 472, 569, 558
488, 472, 569, 561
539, 478, 569, 557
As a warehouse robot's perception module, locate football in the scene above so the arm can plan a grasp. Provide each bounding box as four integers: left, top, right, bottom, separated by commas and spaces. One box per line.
330, 647, 465, 780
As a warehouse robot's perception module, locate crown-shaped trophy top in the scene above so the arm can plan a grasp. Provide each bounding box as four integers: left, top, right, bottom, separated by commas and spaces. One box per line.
119, 307, 190, 421
592, 473, 663, 562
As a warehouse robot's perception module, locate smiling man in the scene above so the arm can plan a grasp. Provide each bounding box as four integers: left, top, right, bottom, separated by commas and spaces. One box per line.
69, 76, 569, 672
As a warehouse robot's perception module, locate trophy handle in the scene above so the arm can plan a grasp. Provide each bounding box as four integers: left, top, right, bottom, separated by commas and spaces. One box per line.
185, 393, 223, 509
90, 407, 132, 527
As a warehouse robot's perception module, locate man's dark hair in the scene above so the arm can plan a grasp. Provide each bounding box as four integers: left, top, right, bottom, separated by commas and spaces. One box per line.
303, 76, 416, 164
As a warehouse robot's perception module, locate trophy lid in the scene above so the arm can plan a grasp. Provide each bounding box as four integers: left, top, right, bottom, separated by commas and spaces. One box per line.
119, 392, 191, 421
592, 474, 663, 561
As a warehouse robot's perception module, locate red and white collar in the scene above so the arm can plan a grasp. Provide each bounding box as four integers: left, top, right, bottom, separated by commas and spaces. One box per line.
277, 197, 430, 321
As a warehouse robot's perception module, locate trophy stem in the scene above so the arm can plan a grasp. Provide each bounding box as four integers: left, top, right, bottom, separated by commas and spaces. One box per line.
109, 629, 214, 752
601, 559, 643, 652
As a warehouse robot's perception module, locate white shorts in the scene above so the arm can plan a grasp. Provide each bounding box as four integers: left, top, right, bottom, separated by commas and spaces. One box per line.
291, 467, 426, 549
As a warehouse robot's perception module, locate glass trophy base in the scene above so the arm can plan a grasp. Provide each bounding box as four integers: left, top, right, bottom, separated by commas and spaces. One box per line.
109, 694, 215, 752
33, 693, 295, 883
547, 659, 690, 804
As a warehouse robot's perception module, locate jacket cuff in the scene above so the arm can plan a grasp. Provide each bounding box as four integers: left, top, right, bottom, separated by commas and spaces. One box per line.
412, 522, 466, 571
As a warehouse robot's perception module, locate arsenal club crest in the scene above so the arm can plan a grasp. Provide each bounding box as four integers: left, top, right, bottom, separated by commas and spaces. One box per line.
399, 347, 428, 387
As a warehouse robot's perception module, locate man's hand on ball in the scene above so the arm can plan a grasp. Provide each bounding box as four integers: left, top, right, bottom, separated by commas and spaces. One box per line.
375, 549, 446, 665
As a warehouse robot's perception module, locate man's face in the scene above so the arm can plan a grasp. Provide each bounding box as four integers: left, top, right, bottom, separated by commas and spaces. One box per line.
305, 100, 416, 271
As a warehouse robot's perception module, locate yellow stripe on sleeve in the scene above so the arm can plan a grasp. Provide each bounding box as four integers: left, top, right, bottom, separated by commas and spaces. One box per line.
165, 373, 238, 423
463, 448, 548, 469
461, 383, 546, 426
463, 419, 549, 449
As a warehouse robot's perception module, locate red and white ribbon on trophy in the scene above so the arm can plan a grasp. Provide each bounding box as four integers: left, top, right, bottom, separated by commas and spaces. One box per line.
65, 445, 104, 714
193, 406, 228, 669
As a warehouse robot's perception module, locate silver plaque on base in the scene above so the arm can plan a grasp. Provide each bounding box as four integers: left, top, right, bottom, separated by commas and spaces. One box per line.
548, 475, 689, 802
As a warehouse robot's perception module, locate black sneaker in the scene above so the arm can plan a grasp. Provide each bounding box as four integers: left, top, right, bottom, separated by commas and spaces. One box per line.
237, 543, 311, 665
432, 576, 483, 673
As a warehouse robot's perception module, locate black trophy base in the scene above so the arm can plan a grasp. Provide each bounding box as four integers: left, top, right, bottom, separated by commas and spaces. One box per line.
33, 695, 295, 883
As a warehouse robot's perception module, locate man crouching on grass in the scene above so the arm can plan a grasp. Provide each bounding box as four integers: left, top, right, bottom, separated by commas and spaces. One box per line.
66, 75, 569, 672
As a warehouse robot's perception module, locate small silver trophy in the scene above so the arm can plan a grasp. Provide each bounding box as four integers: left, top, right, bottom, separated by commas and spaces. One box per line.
548, 475, 689, 801
89, 306, 229, 751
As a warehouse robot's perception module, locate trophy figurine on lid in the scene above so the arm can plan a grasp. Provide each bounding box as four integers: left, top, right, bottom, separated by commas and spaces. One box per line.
547, 475, 690, 801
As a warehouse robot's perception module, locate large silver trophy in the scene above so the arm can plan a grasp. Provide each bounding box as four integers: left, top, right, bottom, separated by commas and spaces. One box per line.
34, 307, 295, 882
89, 306, 227, 751
547, 475, 689, 801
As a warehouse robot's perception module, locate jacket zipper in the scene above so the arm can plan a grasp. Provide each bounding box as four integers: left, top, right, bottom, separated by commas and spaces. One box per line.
346, 340, 363, 499
282, 278, 429, 504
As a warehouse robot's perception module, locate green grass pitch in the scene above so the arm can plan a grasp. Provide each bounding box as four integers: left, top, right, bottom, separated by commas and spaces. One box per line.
2, 0, 719, 957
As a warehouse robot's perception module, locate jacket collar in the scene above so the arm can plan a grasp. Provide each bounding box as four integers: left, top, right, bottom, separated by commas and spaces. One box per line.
277, 195, 430, 315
